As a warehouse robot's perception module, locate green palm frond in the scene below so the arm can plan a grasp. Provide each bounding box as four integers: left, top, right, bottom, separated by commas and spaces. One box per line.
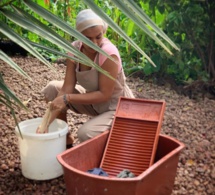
0, 8, 113, 79
0, 74, 23, 138
0, 22, 54, 71
111, 0, 173, 55
28, 41, 90, 65
0, 74, 26, 109
0, 0, 180, 117
0, 93, 17, 109
82, 0, 157, 67
122, 0, 180, 51
23, 0, 116, 64
0, 49, 31, 80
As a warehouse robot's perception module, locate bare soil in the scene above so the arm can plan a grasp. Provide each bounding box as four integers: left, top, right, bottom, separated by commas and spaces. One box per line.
0, 56, 214, 195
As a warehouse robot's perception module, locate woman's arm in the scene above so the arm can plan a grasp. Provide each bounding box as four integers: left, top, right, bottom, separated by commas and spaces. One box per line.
47, 59, 77, 123
66, 55, 119, 104
58, 59, 77, 96
37, 54, 118, 134
50, 54, 119, 111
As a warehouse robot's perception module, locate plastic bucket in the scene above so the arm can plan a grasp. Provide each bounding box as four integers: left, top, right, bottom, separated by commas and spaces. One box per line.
15, 117, 68, 180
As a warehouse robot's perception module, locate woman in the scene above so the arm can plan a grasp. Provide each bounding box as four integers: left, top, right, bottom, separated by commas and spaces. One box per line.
41, 9, 134, 143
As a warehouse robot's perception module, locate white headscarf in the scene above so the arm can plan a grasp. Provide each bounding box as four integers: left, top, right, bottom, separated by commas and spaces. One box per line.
76, 9, 108, 33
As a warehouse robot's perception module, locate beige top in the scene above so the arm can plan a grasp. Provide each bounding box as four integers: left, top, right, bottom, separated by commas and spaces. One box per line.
72, 39, 134, 114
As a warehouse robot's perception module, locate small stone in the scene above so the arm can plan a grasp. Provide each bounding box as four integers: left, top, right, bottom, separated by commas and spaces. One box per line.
207, 184, 214, 194
8, 161, 15, 168
200, 139, 210, 148
210, 168, 215, 179
9, 168, 14, 172
194, 180, 200, 186
211, 152, 215, 159
1, 164, 8, 170
196, 167, 205, 173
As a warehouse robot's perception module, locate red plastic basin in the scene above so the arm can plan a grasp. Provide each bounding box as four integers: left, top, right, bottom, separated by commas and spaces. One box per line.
57, 131, 185, 195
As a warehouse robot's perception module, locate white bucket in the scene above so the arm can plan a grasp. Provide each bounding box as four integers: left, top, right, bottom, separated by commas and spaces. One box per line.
15, 117, 68, 180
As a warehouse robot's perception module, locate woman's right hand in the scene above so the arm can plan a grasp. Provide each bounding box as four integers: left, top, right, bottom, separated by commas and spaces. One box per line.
50, 95, 67, 112
36, 126, 48, 134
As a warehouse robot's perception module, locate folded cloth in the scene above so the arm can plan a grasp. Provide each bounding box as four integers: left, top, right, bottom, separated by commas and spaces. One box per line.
117, 169, 135, 178
87, 168, 108, 177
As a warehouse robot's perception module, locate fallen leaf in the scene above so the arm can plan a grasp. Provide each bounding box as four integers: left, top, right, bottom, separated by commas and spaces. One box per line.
22, 98, 32, 106
186, 159, 195, 166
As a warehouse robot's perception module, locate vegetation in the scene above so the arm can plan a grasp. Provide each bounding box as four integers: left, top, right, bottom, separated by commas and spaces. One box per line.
1, 0, 214, 124
137, 0, 215, 84
0, 0, 178, 110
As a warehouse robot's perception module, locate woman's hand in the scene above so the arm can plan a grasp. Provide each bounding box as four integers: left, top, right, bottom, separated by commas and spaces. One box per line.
36, 126, 48, 134
50, 95, 67, 111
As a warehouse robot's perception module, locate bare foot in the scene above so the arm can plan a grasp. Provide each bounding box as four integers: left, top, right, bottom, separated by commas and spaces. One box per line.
67, 133, 74, 145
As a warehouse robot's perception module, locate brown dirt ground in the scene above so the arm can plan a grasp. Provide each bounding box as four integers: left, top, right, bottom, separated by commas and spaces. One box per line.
0, 56, 215, 195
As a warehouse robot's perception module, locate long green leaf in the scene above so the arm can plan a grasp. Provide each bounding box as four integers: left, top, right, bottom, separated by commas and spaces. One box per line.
0, 74, 23, 138
0, 22, 54, 71
0, 93, 23, 139
23, 0, 116, 64
0, 49, 32, 80
12, 5, 94, 67
0, 94, 18, 109
0, 78, 26, 109
28, 40, 92, 65
28, 42, 119, 80
82, 0, 157, 67
0, 8, 113, 79
0, 9, 85, 61
122, 0, 180, 51
111, 0, 173, 55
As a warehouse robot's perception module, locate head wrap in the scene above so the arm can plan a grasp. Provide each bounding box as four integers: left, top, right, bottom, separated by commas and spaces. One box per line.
76, 9, 108, 33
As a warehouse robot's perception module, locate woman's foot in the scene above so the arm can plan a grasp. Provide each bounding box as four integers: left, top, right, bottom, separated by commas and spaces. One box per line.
66, 133, 74, 148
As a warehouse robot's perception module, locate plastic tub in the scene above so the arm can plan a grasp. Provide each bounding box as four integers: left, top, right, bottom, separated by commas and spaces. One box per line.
57, 131, 185, 195
15, 117, 68, 180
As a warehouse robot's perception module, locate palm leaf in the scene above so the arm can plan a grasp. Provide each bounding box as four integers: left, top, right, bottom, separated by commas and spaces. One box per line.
0, 74, 23, 138
82, 0, 157, 67
0, 8, 113, 79
28, 41, 90, 65
0, 75, 26, 109
0, 49, 31, 80
12, 5, 91, 66
23, 0, 116, 64
0, 94, 23, 139
111, 0, 173, 55
0, 94, 17, 109
0, 22, 54, 71
122, 0, 180, 51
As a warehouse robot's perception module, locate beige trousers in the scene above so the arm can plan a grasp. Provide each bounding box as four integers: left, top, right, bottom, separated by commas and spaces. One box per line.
41, 80, 114, 142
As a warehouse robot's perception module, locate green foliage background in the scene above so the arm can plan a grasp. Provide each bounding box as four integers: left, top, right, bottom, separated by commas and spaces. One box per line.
134, 0, 215, 84
1, 0, 214, 84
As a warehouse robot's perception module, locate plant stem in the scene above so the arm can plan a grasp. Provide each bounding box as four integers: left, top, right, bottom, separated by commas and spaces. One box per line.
0, 0, 17, 8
